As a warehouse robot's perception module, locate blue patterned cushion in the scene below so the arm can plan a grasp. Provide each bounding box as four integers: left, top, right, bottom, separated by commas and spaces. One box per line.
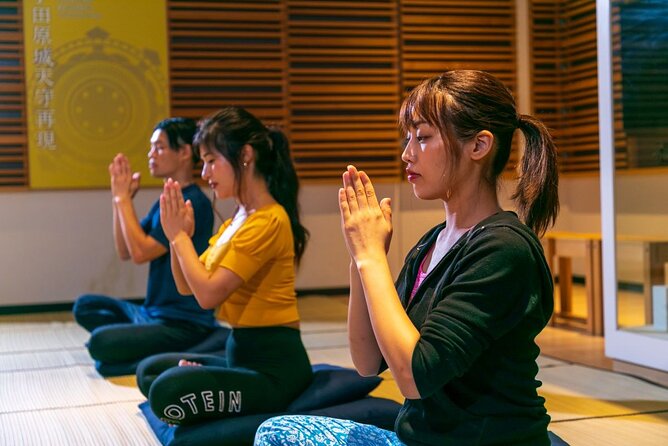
139, 397, 400, 446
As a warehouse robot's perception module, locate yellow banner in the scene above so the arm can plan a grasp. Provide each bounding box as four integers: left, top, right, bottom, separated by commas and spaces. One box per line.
24, 0, 169, 189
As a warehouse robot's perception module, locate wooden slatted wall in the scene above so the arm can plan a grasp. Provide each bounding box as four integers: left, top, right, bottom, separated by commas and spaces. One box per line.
286, 0, 401, 180
400, 0, 517, 91
531, 0, 627, 174
5, 1, 614, 188
611, 3, 629, 170
0, 1, 27, 187
559, 0, 606, 173
530, 0, 561, 146
400, 0, 518, 170
167, 1, 287, 126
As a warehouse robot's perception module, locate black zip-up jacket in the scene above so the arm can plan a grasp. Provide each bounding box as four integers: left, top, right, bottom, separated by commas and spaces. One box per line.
392, 211, 553, 445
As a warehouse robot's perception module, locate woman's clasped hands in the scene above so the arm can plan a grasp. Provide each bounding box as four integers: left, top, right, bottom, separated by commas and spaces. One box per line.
338, 165, 393, 265
160, 178, 195, 242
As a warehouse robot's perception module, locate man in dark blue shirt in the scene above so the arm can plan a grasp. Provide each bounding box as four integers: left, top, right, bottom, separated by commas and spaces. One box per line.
73, 118, 217, 375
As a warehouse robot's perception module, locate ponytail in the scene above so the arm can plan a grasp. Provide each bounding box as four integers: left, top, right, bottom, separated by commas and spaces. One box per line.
512, 114, 559, 236
195, 106, 309, 263
262, 128, 309, 263
399, 71, 560, 236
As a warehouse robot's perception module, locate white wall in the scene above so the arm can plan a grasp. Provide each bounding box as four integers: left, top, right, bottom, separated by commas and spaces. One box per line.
0, 189, 153, 306
3, 0, 667, 307
0, 179, 511, 307
0, 182, 445, 306
297, 182, 441, 289
0, 183, 406, 306
3, 167, 667, 307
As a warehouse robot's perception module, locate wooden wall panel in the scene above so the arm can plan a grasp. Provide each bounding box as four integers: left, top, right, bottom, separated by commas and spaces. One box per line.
400, 0, 518, 171
400, 0, 516, 91
531, 0, 627, 173
531, 0, 562, 139
0, 1, 28, 187
167, 1, 287, 125
558, 0, 610, 173
611, 4, 629, 171
286, 0, 401, 180
3, 1, 587, 188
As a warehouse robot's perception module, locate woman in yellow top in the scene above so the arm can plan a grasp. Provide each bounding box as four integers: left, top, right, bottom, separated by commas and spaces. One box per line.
135, 106, 312, 426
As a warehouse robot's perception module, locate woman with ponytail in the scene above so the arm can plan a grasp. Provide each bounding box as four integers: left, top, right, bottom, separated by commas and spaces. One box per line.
136, 106, 312, 426
256, 71, 559, 445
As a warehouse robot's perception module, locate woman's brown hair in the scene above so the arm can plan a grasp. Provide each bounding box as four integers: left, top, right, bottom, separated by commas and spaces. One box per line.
399, 70, 559, 236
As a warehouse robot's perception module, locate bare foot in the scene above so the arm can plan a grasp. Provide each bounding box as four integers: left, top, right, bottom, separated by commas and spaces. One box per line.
178, 359, 202, 367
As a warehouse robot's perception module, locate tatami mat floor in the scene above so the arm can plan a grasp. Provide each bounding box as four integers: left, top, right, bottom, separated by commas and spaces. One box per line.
1, 295, 667, 445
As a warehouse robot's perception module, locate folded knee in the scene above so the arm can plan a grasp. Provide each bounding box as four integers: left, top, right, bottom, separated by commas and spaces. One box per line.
72, 295, 94, 322
86, 329, 117, 361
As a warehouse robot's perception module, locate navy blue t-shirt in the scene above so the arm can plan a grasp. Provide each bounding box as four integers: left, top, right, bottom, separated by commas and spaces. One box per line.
140, 184, 216, 327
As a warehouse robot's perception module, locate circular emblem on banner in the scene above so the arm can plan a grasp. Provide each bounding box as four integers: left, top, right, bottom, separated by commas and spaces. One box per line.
36, 27, 168, 185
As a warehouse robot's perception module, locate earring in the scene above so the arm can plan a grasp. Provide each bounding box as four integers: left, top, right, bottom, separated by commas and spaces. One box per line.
243, 162, 248, 168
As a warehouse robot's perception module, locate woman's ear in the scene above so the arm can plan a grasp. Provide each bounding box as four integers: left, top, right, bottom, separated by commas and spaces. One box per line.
241, 144, 255, 165
470, 130, 494, 161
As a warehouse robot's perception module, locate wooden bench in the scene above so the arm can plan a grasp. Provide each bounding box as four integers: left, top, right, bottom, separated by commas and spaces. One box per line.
543, 232, 603, 335
542, 232, 668, 336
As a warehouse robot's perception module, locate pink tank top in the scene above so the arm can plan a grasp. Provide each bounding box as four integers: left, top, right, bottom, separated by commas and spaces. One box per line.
408, 254, 430, 305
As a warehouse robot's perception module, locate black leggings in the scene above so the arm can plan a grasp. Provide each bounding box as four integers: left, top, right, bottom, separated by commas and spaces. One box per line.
73, 294, 213, 364
137, 326, 313, 426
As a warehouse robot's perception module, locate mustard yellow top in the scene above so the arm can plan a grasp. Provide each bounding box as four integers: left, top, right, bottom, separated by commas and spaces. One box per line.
199, 203, 299, 327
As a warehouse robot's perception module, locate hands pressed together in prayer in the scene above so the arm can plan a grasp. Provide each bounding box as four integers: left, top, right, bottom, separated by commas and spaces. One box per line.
160, 178, 195, 242
109, 153, 140, 200
338, 165, 393, 265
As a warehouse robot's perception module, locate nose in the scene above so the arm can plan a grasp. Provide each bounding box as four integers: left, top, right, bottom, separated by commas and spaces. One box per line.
148, 145, 156, 158
401, 138, 414, 164
201, 163, 209, 180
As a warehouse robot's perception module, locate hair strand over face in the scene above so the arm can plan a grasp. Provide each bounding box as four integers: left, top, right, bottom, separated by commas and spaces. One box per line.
399, 70, 559, 235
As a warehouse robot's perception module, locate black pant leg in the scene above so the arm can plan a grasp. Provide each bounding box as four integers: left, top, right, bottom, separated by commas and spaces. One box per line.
73, 294, 133, 332
148, 365, 280, 426
136, 352, 227, 397
87, 322, 213, 363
